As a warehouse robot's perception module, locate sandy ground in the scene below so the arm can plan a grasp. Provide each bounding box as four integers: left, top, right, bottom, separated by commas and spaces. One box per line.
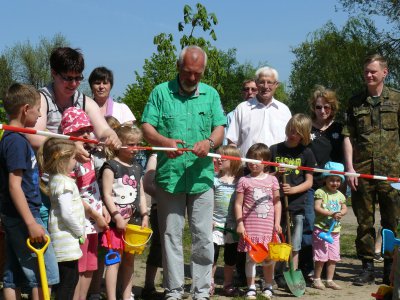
130, 207, 385, 300
0, 206, 383, 299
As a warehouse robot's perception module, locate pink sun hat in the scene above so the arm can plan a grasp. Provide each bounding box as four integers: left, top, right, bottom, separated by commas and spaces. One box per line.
61, 107, 93, 135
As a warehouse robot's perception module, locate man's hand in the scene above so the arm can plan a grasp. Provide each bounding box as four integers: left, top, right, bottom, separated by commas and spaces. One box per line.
346, 168, 358, 191
163, 138, 185, 158
192, 139, 211, 158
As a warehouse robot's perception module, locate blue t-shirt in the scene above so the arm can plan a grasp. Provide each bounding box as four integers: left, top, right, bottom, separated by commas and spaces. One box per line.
0, 131, 41, 217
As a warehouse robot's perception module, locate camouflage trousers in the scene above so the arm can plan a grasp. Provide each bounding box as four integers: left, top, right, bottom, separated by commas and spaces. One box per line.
351, 178, 400, 260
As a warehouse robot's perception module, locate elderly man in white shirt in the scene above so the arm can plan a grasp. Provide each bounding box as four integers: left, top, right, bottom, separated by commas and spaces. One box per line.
226, 66, 292, 156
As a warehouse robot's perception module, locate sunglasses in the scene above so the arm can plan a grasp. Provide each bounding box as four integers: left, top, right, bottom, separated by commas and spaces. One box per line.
315, 105, 331, 111
58, 72, 84, 82
217, 158, 228, 162
242, 87, 258, 92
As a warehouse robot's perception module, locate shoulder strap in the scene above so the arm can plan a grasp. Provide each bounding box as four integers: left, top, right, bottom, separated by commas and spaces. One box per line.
39, 90, 50, 115
82, 94, 86, 111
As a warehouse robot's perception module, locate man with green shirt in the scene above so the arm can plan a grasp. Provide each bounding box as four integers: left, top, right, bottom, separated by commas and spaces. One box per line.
343, 54, 400, 286
141, 45, 226, 300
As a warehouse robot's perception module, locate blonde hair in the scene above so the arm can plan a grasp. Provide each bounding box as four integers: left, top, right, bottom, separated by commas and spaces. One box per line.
364, 53, 388, 69
308, 85, 339, 120
285, 113, 312, 146
107, 126, 143, 159
38, 138, 76, 175
105, 115, 121, 131
216, 145, 243, 178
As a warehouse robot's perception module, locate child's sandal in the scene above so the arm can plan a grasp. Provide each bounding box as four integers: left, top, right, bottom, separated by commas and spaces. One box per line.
311, 278, 325, 290
245, 288, 257, 300
326, 280, 342, 290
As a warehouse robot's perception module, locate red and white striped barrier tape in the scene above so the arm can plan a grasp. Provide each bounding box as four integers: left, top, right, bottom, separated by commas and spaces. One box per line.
1, 123, 399, 183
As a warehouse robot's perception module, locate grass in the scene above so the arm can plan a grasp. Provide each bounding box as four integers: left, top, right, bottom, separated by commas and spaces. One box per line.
340, 232, 357, 258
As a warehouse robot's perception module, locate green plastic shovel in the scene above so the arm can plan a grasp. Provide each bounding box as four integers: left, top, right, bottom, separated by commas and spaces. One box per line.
282, 175, 306, 297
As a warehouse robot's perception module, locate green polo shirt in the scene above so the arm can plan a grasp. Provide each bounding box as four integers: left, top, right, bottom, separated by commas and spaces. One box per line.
141, 78, 226, 194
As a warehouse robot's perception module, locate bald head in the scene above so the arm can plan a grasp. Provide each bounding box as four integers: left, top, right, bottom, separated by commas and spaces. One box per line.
177, 46, 207, 94
178, 46, 207, 70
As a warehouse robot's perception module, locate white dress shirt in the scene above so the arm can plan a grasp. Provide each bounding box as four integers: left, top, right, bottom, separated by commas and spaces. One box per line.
226, 97, 292, 156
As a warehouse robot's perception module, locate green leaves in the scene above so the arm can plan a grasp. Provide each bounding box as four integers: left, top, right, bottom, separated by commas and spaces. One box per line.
121, 3, 261, 120
1, 33, 69, 90
288, 17, 388, 117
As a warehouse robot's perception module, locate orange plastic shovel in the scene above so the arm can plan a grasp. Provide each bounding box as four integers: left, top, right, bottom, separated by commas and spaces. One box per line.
243, 234, 269, 263
26, 235, 51, 300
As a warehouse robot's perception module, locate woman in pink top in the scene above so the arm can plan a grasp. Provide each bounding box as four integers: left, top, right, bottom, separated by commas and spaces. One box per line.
89, 67, 136, 126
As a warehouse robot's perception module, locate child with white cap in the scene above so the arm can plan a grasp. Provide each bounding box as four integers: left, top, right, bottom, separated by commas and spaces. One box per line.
312, 161, 348, 290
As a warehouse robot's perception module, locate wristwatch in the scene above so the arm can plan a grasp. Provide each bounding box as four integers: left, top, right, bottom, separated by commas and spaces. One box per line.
207, 138, 215, 149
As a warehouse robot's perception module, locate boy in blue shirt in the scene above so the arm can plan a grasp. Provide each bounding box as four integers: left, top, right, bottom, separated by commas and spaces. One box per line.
0, 83, 59, 300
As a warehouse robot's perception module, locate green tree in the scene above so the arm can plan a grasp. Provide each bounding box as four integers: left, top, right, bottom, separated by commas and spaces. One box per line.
123, 3, 287, 120
288, 17, 391, 116
0, 55, 13, 123
338, 0, 400, 83
2, 33, 68, 89
338, 0, 400, 50
123, 33, 177, 120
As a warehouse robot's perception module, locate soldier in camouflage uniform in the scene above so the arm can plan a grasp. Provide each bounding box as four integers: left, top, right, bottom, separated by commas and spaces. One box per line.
343, 54, 400, 286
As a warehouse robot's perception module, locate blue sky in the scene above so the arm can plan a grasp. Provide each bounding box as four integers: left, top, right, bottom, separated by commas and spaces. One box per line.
0, 0, 390, 99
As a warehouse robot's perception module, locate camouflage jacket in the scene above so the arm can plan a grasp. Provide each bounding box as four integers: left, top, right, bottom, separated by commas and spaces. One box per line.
342, 86, 400, 175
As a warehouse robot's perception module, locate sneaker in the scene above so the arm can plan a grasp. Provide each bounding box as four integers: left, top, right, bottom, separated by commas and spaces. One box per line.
88, 294, 102, 300
374, 252, 384, 263
245, 288, 257, 300
311, 279, 325, 290
325, 280, 342, 290
261, 287, 273, 299
222, 285, 240, 297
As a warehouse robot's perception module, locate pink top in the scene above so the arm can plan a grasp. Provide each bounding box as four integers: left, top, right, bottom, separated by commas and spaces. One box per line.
104, 97, 136, 124
74, 159, 103, 234
236, 174, 279, 252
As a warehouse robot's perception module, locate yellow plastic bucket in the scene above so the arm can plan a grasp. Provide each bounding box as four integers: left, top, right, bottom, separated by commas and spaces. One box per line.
268, 233, 292, 262
123, 224, 153, 255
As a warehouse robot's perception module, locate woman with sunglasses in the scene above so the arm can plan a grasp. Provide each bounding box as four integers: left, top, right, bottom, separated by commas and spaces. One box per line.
27, 47, 121, 162
300, 85, 345, 282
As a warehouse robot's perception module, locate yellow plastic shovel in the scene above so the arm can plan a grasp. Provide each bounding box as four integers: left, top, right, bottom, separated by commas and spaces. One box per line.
26, 235, 51, 300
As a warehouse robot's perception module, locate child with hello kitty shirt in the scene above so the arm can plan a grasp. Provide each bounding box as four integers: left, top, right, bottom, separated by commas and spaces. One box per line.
235, 143, 282, 300
99, 125, 148, 300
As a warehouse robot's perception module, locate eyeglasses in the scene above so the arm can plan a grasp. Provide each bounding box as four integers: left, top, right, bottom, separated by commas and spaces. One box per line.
242, 87, 258, 92
257, 81, 277, 87
58, 72, 84, 82
315, 105, 331, 111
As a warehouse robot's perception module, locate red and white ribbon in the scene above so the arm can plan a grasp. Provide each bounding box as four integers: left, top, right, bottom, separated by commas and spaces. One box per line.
1, 124, 399, 183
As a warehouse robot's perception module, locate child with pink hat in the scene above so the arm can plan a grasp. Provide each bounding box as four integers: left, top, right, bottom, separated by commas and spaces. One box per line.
61, 107, 110, 300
